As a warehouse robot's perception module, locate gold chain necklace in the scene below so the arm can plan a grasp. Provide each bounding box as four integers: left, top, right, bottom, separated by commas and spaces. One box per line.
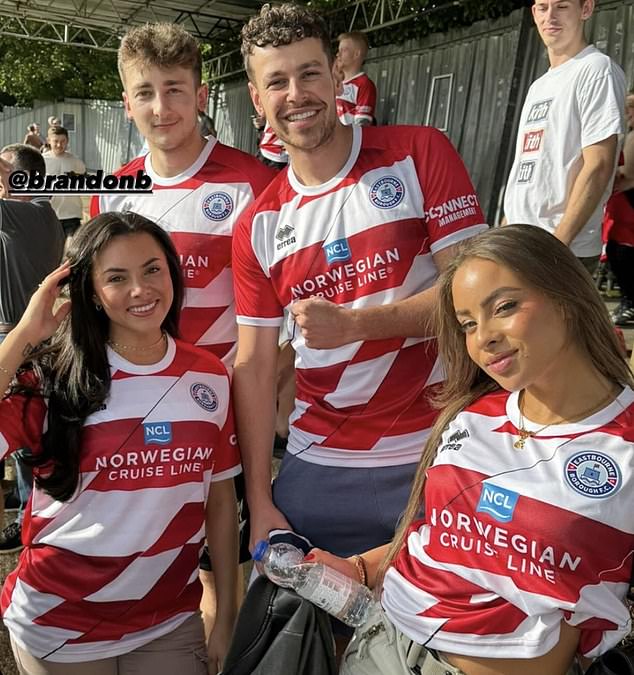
513, 389, 616, 450
107, 331, 167, 353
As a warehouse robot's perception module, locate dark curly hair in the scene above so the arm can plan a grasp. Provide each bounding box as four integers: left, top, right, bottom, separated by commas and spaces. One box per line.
240, 3, 333, 79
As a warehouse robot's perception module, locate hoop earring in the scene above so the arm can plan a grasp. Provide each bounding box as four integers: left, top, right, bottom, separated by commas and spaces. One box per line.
95, 303, 102, 311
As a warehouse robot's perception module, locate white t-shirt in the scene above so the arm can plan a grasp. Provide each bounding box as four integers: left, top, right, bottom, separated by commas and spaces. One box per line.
42, 151, 86, 220
504, 45, 625, 257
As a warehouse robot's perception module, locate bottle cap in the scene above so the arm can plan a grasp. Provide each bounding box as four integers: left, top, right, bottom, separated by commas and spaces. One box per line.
252, 540, 269, 562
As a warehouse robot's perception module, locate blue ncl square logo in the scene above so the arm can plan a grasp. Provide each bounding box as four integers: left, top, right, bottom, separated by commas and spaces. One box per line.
143, 421, 172, 445
476, 483, 519, 523
324, 238, 351, 265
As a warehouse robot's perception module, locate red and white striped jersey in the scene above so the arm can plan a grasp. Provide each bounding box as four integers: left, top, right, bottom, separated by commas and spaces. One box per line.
337, 72, 377, 126
233, 125, 487, 467
259, 123, 288, 164
91, 138, 275, 367
0, 337, 241, 662
382, 387, 634, 659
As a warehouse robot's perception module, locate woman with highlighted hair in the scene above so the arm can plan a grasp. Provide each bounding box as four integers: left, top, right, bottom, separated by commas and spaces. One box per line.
307, 225, 634, 675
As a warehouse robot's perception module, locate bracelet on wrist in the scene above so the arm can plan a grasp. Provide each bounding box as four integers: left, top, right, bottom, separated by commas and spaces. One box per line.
0, 364, 13, 377
352, 554, 368, 587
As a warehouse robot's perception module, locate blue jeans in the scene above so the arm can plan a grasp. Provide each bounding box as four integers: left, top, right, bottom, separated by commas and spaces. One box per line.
14, 450, 33, 527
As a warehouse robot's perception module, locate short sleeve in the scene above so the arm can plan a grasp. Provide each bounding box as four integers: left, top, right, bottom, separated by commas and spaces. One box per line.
354, 78, 377, 124
578, 66, 625, 148
232, 204, 284, 327
211, 392, 241, 482
414, 128, 488, 254
0, 390, 46, 460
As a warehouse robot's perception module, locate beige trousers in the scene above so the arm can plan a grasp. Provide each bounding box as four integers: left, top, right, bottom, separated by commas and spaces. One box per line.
10, 613, 208, 675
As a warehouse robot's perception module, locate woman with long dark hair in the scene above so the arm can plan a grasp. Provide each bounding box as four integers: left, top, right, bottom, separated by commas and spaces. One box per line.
308, 225, 634, 675
0, 212, 240, 675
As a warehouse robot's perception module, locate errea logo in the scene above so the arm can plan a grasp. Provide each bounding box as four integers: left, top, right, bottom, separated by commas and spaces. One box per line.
276, 224, 296, 251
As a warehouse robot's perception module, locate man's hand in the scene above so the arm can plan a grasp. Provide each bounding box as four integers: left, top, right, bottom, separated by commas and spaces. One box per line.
206, 617, 234, 675
248, 498, 292, 552
290, 297, 358, 349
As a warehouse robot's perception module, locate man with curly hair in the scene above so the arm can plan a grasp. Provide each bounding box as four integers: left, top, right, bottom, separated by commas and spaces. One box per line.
233, 3, 487, 563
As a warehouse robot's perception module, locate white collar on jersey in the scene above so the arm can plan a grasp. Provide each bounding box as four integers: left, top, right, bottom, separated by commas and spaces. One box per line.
287, 125, 362, 198
107, 333, 176, 375
143, 136, 217, 187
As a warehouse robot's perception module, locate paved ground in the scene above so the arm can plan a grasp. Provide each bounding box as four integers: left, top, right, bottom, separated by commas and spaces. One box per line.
0, 293, 631, 674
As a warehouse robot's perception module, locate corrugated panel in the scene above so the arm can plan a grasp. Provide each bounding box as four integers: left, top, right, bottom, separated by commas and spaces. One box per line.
209, 80, 259, 154
0, 98, 142, 172
208, 0, 633, 223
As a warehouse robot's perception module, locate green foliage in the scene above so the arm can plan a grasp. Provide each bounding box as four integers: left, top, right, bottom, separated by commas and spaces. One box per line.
0, 37, 120, 106
306, 0, 530, 47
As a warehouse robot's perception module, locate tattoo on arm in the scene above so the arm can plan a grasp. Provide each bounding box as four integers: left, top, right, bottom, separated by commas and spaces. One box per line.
22, 343, 34, 358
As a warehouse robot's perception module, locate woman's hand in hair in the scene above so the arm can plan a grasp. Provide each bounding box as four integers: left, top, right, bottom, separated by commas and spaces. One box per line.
16, 261, 72, 346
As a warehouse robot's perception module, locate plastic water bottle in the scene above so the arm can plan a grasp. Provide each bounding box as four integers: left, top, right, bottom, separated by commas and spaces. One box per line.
252, 540, 376, 627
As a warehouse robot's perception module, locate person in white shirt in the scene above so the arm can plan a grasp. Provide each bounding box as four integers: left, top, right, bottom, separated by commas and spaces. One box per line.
503, 0, 625, 273
42, 126, 86, 238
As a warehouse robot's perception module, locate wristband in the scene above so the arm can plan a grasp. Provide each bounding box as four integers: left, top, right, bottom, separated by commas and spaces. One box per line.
353, 554, 368, 587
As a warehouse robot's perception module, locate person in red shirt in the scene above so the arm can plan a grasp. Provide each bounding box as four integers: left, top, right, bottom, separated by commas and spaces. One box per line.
310, 225, 634, 675
605, 89, 634, 325
335, 32, 377, 126
235, 2, 486, 566
0, 212, 240, 674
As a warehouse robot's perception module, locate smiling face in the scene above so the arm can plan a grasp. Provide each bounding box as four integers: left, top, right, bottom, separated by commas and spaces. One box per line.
92, 232, 174, 346
531, 0, 593, 61
247, 37, 342, 154
122, 63, 207, 155
48, 132, 68, 157
451, 258, 573, 392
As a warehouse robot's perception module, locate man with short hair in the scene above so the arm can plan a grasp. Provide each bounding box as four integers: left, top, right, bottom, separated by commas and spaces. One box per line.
0, 143, 65, 554
503, 0, 625, 271
42, 126, 86, 238
234, 3, 487, 560
93, 22, 274, 366
335, 31, 377, 126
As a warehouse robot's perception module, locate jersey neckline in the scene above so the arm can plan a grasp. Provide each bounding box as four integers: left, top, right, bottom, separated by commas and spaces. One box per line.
107, 334, 176, 375
505, 385, 634, 436
286, 125, 362, 197
143, 137, 217, 187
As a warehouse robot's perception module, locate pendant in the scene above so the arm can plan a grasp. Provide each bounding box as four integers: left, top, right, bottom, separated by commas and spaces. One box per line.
513, 429, 532, 450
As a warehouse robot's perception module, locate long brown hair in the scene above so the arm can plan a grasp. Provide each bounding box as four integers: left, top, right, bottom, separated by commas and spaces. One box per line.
382, 224, 634, 578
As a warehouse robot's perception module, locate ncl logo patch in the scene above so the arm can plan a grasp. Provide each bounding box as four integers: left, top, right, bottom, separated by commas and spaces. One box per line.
143, 421, 172, 445
476, 483, 519, 523
324, 238, 351, 265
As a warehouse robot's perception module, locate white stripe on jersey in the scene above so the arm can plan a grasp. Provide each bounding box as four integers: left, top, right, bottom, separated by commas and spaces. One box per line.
33, 482, 205, 556
85, 547, 184, 602
382, 387, 634, 658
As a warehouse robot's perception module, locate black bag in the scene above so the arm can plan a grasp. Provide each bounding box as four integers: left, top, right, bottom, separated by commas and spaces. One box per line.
586, 645, 634, 675
221, 575, 337, 675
